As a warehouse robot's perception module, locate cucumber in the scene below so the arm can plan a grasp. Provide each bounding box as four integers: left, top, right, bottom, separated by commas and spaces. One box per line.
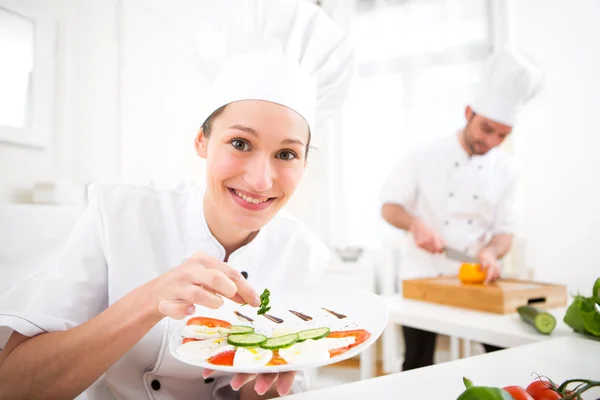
517, 305, 556, 334
260, 333, 299, 350
227, 333, 267, 347
220, 325, 254, 334
297, 327, 330, 342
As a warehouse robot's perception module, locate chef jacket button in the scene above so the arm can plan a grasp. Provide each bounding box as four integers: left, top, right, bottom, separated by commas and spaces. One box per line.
241, 271, 249, 279
151, 379, 161, 391
468, 220, 473, 225
449, 192, 454, 198
473, 195, 479, 200
204, 377, 215, 384
454, 162, 460, 167
444, 220, 449, 226
478, 165, 483, 170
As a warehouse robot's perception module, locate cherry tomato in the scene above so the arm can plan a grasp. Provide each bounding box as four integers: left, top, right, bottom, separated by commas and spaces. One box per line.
533, 389, 562, 400
527, 380, 557, 398
187, 317, 231, 328
208, 350, 236, 366
503, 386, 534, 400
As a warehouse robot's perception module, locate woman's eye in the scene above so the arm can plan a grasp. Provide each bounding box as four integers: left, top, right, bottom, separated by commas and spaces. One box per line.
231, 140, 250, 151
277, 151, 297, 160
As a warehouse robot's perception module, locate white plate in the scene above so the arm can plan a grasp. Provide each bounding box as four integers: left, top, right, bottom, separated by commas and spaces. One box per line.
168, 286, 388, 373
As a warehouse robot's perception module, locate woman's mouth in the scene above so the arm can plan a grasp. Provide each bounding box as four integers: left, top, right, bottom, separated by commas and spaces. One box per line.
228, 188, 275, 211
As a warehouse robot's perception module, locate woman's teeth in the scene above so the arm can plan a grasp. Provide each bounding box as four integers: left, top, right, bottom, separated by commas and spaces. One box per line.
234, 190, 270, 204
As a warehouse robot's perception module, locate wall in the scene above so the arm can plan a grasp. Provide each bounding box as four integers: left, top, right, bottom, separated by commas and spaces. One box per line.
507, 0, 600, 293
0, 0, 119, 203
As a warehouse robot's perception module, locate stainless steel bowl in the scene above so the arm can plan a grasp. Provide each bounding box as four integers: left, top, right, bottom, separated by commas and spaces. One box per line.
335, 246, 364, 262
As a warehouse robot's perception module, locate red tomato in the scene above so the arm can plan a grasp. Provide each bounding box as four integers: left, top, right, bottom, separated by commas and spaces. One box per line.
526, 380, 557, 398
503, 386, 534, 400
182, 337, 201, 344
187, 317, 231, 328
327, 329, 371, 348
209, 350, 236, 366
533, 389, 562, 400
327, 329, 371, 358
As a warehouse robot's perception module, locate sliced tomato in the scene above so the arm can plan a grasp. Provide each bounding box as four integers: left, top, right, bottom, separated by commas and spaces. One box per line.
209, 350, 236, 366
182, 337, 202, 344
327, 329, 371, 358
327, 329, 371, 348
266, 350, 287, 366
187, 317, 232, 328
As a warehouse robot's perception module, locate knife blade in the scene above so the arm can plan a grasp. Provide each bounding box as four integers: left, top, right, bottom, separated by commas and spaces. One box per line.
443, 247, 479, 264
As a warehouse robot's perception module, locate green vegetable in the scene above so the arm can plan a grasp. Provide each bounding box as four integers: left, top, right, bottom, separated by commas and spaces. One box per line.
221, 325, 254, 334
260, 333, 299, 349
297, 327, 331, 342
457, 377, 513, 400
517, 305, 556, 334
227, 333, 268, 347
563, 278, 600, 337
257, 288, 271, 315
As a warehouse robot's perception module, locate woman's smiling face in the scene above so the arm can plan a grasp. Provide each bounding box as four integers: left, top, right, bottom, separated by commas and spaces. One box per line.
196, 99, 310, 233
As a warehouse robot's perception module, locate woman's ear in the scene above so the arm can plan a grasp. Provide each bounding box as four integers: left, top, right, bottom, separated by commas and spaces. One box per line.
195, 128, 207, 158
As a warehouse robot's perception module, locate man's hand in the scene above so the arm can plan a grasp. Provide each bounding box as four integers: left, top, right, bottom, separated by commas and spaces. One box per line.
203, 369, 296, 398
409, 217, 445, 254
478, 247, 501, 284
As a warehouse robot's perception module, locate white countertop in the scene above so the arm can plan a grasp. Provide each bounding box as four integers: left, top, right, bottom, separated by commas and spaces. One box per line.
385, 295, 575, 348
289, 336, 600, 399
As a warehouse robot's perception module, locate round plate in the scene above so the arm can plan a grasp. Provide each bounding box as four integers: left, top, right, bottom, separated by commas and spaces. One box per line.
168, 286, 388, 373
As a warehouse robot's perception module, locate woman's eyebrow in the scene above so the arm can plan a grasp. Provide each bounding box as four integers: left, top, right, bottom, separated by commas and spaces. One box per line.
229, 124, 258, 136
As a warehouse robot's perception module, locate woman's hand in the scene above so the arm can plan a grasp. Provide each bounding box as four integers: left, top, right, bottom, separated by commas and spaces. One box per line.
140, 251, 260, 320
203, 369, 297, 398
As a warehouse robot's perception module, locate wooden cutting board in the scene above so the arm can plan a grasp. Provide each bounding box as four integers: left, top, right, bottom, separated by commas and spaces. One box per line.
402, 277, 567, 314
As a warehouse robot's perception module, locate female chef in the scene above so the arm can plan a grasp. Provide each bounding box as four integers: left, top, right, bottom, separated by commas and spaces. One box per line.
0, 1, 354, 399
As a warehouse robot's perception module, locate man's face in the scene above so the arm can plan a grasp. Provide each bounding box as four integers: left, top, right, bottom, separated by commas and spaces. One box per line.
195, 100, 309, 233
463, 106, 513, 155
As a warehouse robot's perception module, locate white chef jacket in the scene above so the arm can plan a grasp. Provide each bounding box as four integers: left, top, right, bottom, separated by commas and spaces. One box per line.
379, 133, 518, 279
0, 181, 330, 399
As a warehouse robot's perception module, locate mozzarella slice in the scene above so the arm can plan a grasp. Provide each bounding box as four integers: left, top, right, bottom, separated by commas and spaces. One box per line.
321, 337, 356, 350
180, 324, 227, 339
278, 339, 330, 364
233, 347, 273, 367
176, 337, 229, 360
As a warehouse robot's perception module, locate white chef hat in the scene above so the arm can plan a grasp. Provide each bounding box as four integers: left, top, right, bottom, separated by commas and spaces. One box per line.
470, 47, 545, 127
194, 0, 355, 134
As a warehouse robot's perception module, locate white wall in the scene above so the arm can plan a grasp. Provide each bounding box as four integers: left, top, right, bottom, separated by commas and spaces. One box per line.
0, 0, 119, 203
507, 0, 600, 293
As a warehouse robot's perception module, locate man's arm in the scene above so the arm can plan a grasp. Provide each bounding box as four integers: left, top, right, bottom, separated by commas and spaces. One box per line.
381, 203, 445, 253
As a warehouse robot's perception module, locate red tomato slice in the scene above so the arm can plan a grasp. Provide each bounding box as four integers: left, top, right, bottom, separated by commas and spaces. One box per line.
187, 317, 232, 328
267, 350, 287, 366
182, 337, 202, 344
327, 329, 371, 358
503, 386, 534, 400
209, 350, 236, 366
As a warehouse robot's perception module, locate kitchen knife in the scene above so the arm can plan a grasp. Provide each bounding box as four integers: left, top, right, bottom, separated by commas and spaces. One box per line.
443, 247, 479, 264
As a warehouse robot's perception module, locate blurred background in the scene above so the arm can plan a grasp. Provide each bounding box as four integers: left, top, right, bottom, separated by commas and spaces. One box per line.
1, 0, 599, 384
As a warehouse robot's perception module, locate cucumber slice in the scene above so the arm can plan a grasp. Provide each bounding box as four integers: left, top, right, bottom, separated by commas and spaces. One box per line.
219, 325, 254, 335
260, 333, 299, 350
297, 327, 330, 342
517, 305, 556, 334
227, 333, 267, 347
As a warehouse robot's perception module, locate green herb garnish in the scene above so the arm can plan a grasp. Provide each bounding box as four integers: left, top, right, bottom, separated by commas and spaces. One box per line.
257, 288, 271, 315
